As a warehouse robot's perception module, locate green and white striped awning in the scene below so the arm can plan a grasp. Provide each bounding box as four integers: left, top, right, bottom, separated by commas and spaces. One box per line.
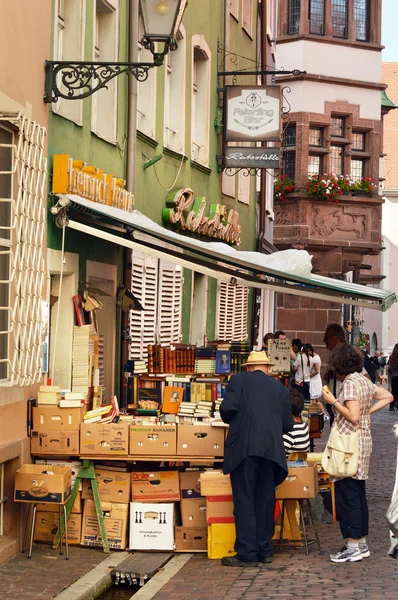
59, 195, 397, 312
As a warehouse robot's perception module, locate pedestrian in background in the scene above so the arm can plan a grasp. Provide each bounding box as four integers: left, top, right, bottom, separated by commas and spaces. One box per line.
262, 332, 275, 353
322, 344, 393, 563
292, 344, 314, 401
274, 330, 287, 340
220, 350, 294, 567
387, 343, 398, 412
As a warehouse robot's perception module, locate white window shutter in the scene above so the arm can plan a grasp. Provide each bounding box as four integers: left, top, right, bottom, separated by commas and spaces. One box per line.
129, 250, 158, 360
216, 280, 248, 341
158, 261, 182, 345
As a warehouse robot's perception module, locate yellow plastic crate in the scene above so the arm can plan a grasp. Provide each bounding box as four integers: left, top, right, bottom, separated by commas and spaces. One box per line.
207, 523, 236, 559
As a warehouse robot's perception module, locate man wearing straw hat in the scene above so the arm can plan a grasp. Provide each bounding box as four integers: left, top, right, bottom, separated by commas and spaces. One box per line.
220, 350, 294, 567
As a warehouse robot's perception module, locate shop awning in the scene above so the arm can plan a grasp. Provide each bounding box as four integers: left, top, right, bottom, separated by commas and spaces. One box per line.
59, 194, 397, 312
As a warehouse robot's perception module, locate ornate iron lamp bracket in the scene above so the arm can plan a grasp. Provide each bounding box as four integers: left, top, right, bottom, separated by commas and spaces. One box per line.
44, 60, 158, 103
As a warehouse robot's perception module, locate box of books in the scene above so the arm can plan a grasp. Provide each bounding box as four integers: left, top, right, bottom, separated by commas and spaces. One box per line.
129, 425, 177, 456
33, 406, 85, 431
81, 500, 128, 549
132, 471, 180, 502
14, 464, 71, 503
82, 468, 131, 503
30, 431, 80, 456
177, 425, 225, 457
80, 423, 129, 456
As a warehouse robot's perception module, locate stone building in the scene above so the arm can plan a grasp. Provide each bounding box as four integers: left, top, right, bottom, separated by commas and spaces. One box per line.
273, 0, 385, 363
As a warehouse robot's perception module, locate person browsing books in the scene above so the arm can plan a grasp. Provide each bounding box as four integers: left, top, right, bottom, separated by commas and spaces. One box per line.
220, 350, 294, 568
283, 389, 310, 456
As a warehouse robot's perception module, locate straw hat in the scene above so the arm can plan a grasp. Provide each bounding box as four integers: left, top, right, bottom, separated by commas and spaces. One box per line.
241, 350, 274, 367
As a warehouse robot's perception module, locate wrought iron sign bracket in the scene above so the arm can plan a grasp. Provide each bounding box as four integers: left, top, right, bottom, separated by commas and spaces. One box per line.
218, 68, 306, 79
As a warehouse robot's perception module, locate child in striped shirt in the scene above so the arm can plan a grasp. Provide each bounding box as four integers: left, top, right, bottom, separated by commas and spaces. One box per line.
283, 389, 310, 457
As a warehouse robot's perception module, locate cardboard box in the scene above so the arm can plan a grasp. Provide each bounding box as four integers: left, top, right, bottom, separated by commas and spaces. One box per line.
38, 491, 82, 514
80, 423, 129, 456
81, 500, 128, 550
207, 523, 236, 559
177, 426, 224, 457
132, 471, 180, 503
14, 464, 71, 504
129, 425, 177, 456
82, 468, 131, 503
130, 502, 174, 550
275, 464, 319, 500
33, 406, 85, 431
200, 470, 232, 496
180, 498, 207, 528
31, 431, 80, 455
175, 526, 207, 552
179, 471, 203, 499
35, 460, 81, 487
34, 511, 82, 545
206, 495, 234, 524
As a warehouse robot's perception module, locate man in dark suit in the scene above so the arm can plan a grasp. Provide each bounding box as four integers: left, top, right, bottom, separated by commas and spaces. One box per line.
220, 350, 294, 567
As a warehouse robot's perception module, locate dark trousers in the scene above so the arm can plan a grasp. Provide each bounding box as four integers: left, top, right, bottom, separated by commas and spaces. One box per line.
230, 456, 277, 563
335, 478, 369, 540
391, 377, 398, 410
326, 402, 335, 426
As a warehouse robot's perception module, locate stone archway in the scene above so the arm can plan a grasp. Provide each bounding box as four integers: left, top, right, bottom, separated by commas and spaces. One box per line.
371, 332, 378, 354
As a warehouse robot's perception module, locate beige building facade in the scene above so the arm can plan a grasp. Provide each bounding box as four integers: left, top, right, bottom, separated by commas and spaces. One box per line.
0, 0, 51, 563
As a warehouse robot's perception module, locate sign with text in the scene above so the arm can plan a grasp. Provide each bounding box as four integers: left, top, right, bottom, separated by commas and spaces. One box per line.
268, 339, 291, 375
225, 86, 281, 142
224, 147, 280, 169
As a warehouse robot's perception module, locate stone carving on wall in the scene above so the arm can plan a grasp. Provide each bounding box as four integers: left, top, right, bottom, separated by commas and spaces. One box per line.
310, 205, 368, 240
274, 205, 292, 225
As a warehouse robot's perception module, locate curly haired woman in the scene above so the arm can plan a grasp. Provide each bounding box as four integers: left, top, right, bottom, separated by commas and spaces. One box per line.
387, 343, 398, 412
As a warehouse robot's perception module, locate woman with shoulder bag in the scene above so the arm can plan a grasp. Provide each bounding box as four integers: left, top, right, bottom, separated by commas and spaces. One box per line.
322, 343, 393, 563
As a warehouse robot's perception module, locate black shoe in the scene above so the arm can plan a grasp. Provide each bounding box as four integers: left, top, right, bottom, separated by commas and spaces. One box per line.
258, 556, 273, 565
221, 555, 258, 567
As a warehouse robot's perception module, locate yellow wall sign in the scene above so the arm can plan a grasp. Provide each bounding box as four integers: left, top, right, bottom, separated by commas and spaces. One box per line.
52, 154, 134, 212
162, 188, 241, 245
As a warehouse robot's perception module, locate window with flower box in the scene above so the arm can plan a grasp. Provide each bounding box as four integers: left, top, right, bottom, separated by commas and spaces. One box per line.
282, 124, 296, 180
308, 155, 322, 176
351, 159, 365, 181
330, 144, 344, 175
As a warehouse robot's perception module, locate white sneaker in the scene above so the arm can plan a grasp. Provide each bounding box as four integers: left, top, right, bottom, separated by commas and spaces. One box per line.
359, 544, 370, 558
330, 545, 363, 563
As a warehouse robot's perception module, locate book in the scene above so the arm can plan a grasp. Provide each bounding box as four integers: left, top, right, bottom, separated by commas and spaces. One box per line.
216, 350, 231, 374
162, 385, 184, 414
73, 294, 85, 326
59, 399, 85, 408
83, 404, 112, 420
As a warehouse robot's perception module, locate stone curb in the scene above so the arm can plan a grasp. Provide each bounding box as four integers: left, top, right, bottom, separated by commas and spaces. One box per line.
53, 551, 130, 600
128, 554, 193, 600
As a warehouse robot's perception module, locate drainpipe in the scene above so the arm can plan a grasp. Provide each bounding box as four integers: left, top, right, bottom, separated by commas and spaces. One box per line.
120, 0, 139, 407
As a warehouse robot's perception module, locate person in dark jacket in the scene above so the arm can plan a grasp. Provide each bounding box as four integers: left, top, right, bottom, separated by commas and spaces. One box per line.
220, 350, 294, 567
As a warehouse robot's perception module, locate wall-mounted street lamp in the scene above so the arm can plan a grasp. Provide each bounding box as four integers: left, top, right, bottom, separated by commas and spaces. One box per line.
44, 0, 187, 103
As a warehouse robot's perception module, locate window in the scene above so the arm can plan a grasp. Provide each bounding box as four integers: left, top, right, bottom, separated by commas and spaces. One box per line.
283, 124, 296, 146
330, 144, 344, 175
309, 127, 323, 146
354, 0, 369, 42
216, 280, 249, 341
164, 27, 186, 153
191, 35, 211, 166
137, 16, 157, 139
238, 168, 251, 204
352, 131, 366, 151
308, 155, 322, 176
91, 0, 118, 144
0, 115, 47, 387
222, 160, 235, 197
282, 152, 296, 180
242, 0, 253, 37
288, 0, 300, 35
351, 159, 365, 180
332, 0, 348, 38
331, 117, 345, 137
309, 0, 325, 35
129, 251, 182, 360
53, 0, 85, 125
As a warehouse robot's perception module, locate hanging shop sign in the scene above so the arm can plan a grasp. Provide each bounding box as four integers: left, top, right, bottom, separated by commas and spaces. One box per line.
162, 188, 241, 246
225, 86, 281, 142
52, 154, 134, 212
224, 147, 280, 169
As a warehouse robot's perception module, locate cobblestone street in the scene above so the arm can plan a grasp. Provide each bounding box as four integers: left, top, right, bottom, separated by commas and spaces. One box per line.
152, 410, 398, 600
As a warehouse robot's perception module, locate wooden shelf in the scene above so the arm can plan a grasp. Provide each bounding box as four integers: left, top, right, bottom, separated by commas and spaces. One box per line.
79, 455, 223, 462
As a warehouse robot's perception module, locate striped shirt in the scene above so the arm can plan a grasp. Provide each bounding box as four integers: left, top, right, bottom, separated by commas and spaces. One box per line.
283, 421, 310, 456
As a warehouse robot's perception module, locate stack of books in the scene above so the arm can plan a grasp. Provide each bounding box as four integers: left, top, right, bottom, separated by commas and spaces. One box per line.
72, 324, 95, 397
132, 360, 147, 374
193, 400, 213, 422
59, 392, 86, 408
195, 347, 216, 374
211, 398, 223, 423
83, 396, 119, 424
177, 402, 196, 420
37, 386, 62, 405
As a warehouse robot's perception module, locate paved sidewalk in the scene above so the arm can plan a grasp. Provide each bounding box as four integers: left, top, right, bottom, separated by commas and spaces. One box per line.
151, 410, 398, 600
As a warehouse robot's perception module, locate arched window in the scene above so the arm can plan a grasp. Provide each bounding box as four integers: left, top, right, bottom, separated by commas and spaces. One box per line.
191, 35, 211, 166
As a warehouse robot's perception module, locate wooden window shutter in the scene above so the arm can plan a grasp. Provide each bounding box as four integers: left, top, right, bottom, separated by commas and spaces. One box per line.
129, 250, 158, 360
158, 261, 183, 346
216, 280, 249, 341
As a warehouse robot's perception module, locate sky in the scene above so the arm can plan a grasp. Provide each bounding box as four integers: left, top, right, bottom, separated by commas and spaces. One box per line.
382, 0, 398, 61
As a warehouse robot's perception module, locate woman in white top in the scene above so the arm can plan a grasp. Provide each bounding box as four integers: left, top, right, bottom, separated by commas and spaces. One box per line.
307, 344, 323, 400
292, 345, 314, 400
